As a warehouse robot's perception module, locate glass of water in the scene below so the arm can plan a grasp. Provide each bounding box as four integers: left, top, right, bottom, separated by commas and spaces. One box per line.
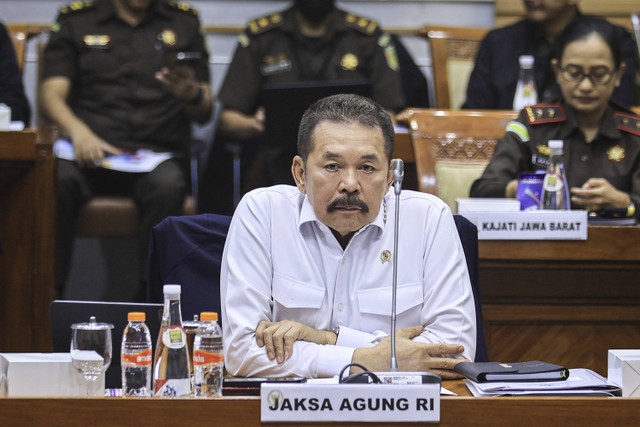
70, 316, 113, 396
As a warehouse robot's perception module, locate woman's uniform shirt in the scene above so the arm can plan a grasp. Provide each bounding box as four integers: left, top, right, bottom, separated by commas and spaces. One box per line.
470, 101, 640, 213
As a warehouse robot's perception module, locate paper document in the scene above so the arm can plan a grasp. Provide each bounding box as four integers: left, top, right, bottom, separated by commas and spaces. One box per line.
464, 368, 621, 396
54, 139, 173, 173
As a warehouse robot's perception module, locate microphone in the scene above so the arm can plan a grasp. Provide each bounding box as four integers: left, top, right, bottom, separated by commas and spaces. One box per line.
392, 158, 404, 196
374, 158, 440, 385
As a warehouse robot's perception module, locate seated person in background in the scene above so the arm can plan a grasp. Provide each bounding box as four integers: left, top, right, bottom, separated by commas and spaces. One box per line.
0, 22, 30, 124
202, 0, 405, 214
40, 0, 212, 297
463, 0, 638, 110
470, 17, 640, 218
221, 94, 476, 378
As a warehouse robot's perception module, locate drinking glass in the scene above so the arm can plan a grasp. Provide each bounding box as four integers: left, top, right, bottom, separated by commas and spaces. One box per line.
70, 316, 113, 396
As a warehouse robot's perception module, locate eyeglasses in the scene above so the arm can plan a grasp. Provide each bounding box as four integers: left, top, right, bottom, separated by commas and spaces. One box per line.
559, 66, 616, 85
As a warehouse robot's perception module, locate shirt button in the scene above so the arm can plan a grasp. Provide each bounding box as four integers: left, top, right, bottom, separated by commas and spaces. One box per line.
341, 257, 346, 264
338, 303, 344, 311
580, 154, 589, 162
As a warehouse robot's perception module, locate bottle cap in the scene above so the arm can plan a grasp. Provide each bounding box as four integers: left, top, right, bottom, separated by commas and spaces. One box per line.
519, 55, 534, 68
128, 312, 146, 321
548, 139, 563, 149
163, 284, 181, 295
200, 312, 218, 321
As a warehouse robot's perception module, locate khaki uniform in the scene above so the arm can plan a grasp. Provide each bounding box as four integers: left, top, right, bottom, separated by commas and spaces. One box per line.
43, 0, 209, 153
470, 101, 640, 212
219, 7, 405, 113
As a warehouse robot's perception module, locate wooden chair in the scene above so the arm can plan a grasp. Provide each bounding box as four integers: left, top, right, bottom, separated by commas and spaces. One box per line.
6, 24, 37, 71
405, 108, 518, 212
419, 25, 488, 109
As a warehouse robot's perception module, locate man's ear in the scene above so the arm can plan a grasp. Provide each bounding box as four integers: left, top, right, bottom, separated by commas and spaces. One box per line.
292, 155, 306, 193
386, 161, 393, 193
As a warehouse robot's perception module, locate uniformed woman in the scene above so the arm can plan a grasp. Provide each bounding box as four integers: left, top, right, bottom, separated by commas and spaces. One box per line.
471, 16, 640, 218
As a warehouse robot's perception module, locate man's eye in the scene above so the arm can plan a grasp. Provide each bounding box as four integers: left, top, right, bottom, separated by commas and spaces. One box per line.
568, 70, 583, 79
325, 164, 339, 171
362, 165, 375, 172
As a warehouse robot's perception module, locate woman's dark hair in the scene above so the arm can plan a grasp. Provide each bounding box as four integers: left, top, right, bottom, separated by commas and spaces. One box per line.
297, 94, 395, 162
552, 16, 624, 69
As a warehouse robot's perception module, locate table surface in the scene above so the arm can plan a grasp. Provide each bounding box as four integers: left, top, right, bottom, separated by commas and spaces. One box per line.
1, 381, 639, 426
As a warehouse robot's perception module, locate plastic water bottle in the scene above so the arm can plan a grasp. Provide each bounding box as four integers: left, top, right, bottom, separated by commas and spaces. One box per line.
121, 312, 152, 397
513, 55, 538, 111
541, 140, 570, 210
153, 284, 191, 396
193, 312, 224, 397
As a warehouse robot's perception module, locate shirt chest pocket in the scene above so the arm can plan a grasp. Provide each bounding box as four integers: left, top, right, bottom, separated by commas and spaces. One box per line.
357, 282, 423, 324
272, 273, 325, 325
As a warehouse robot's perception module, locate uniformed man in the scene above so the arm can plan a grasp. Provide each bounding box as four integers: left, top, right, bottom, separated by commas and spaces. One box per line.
41, 0, 213, 297
203, 0, 405, 214
463, 0, 639, 110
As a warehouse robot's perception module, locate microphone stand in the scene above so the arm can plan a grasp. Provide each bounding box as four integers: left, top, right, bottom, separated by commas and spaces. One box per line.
389, 158, 404, 372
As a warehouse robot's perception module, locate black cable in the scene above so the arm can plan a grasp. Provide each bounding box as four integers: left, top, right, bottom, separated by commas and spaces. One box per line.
338, 363, 382, 384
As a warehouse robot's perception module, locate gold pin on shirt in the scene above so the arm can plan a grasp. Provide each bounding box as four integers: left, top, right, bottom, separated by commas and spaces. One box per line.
380, 250, 391, 264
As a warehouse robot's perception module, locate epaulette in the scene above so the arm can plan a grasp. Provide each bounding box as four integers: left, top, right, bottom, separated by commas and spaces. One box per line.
524, 104, 566, 125
58, 0, 94, 15
614, 112, 640, 136
345, 13, 379, 35
167, 1, 199, 16
246, 13, 284, 35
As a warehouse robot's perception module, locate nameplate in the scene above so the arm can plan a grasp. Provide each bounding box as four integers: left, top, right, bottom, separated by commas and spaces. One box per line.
260, 383, 440, 423
461, 210, 588, 240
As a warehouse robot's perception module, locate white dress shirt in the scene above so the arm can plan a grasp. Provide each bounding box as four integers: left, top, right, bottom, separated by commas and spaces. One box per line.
221, 185, 476, 378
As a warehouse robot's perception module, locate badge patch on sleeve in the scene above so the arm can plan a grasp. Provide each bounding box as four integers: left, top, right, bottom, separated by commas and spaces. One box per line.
505, 121, 529, 142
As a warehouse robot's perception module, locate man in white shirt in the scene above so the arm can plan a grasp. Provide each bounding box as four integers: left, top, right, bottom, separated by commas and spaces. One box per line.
221, 94, 476, 378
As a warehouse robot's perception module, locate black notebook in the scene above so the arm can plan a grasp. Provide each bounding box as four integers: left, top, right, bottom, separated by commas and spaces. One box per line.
454, 361, 570, 382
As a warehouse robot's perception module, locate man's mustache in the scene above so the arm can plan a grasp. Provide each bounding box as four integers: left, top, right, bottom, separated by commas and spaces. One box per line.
327, 195, 369, 214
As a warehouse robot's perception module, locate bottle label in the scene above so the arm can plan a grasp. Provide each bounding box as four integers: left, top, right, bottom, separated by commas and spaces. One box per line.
122, 348, 152, 366
154, 378, 191, 397
543, 172, 563, 192
162, 326, 187, 349
193, 350, 224, 366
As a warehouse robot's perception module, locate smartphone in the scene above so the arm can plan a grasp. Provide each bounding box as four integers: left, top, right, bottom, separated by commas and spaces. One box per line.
164, 51, 202, 69
223, 376, 307, 396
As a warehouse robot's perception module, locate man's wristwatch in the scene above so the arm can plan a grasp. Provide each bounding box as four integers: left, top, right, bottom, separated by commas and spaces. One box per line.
332, 325, 340, 339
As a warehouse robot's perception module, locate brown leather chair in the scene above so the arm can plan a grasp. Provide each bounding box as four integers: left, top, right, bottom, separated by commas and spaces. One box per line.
404, 108, 518, 212
419, 25, 488, 110
6, 24, 39, 71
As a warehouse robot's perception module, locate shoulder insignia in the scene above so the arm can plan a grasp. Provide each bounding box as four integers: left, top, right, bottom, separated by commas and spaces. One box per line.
505, 120, 530, 142
377, 34, 399, 71
247, 13, 284, 35
167, 1, 199, 15
524, 104, 566, 125
345, 13, 379, 35
614, 112, 640, 136
58, 0, 94, 15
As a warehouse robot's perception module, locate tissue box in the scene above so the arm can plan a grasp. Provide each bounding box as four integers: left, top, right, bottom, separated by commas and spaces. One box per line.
0, 103, 10, 130
607, 349, 640, 397
0, 353, 105, 397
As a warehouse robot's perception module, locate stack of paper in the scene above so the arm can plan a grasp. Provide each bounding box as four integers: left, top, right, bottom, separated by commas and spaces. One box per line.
464, 368, 621, 396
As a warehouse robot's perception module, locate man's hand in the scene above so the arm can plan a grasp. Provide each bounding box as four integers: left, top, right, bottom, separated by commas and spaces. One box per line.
352, 325, 466, 379
70, 125, 121, 167
570, 178, 631, 211
256, 320, 337, 364
155, 66, 200, 102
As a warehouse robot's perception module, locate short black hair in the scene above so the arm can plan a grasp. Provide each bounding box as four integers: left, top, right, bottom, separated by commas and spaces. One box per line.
297, 94, 395, 162
552, 16, 624, 69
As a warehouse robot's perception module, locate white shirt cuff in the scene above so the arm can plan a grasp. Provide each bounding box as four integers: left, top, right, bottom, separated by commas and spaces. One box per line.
336, 325, 378, 348
316, 344, 355, 377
